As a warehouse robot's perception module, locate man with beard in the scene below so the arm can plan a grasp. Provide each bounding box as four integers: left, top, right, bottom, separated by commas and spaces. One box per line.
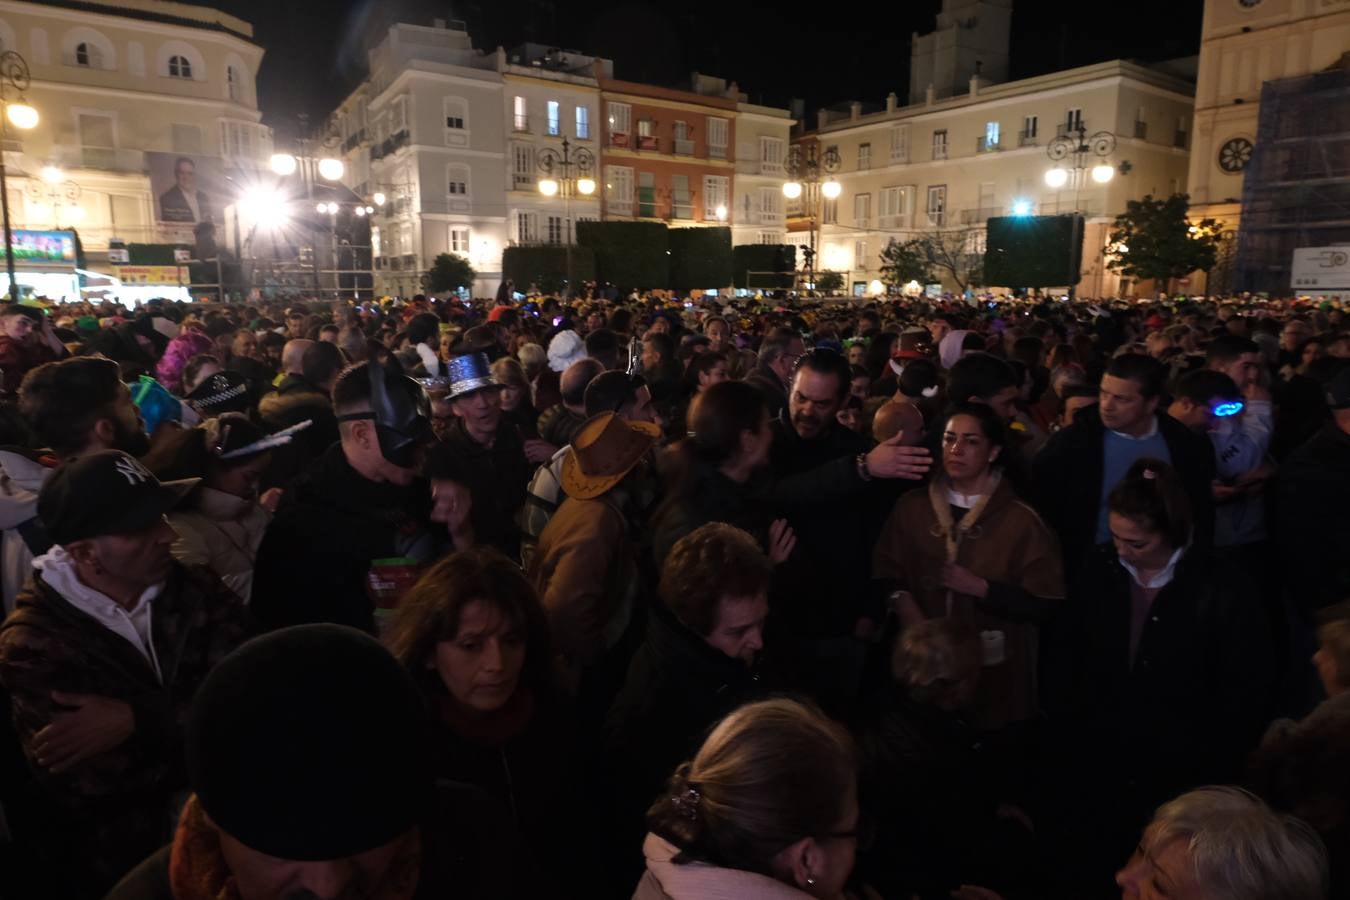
769, 348, 931, 706
252, 359, 437, 633
427, 353, 533, 560
0, 452, 249, 897
0, 357, 151, 614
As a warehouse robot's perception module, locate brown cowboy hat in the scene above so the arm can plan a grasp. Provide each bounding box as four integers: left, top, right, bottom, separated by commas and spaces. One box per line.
561, 411, 660, 500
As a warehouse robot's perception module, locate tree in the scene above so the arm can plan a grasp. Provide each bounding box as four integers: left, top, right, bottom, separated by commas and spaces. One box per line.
1106, 193, 1221, 286
878, 238, 936, 289
905, 226, 984, 293
669, 227, 733, 291
426, 253, 475, 293
815, 271, 845, 293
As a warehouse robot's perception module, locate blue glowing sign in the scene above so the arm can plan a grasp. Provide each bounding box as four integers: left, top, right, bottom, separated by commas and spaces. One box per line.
1212, 401, 1244, 418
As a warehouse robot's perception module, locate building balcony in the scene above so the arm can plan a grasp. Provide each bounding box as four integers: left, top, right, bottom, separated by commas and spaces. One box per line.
50, 146, 145, 174
977, 137, 1001, 153
370, 130, 410, 161
636, 135, 659, 152
673, 138, 695, 156
513, 115, 530, 133
608, 199, 633, 216
342, 128, 368, 152
708, 144, 727, 160
927, 211, 946, 227
960, 207, 1001, 225
1019, 130, 1037, 147
610, 132, 630, 148
878, 214, 911, 229
933, 145, 948, 160
671, 201, 694, 219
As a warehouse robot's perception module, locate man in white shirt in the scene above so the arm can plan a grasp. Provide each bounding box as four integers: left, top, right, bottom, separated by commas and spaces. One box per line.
0, 450, 249, 897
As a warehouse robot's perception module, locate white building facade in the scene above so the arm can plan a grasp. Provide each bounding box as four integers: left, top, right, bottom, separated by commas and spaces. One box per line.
732, 101, 792, 247
0, 0, 269, 296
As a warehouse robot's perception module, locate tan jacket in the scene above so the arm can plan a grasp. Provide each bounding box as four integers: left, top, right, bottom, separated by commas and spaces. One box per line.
633, 834, 819, 900
873, 474, 1064, 729
169, 487, 271, 604
528, 492, 634, 667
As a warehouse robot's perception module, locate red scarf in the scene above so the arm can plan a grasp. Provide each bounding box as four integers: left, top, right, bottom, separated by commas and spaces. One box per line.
167, 794, 422, 900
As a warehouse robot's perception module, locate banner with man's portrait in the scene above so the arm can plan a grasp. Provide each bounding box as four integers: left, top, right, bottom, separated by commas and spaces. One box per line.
147, 152, 232, 226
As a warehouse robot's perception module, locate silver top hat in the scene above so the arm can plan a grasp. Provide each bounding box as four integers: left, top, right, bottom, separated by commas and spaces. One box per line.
445, 352, 498, 400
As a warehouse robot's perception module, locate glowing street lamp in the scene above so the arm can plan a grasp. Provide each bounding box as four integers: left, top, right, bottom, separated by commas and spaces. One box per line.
715, 204, 727, 222
5, 102, 36, 131
0, 51, 39, 300
538, 178, 559, 197
782, 181, 803, 200
1044, 167, 1069, 188
373, 192, 387, 207
821, 179, 842, 200
1091, 163, 1115, 184
576, 177, 596, 196
781, 143, 841, 292
269, 153, 298, 176
535, 136, 596, 295
317, 157, 344, 181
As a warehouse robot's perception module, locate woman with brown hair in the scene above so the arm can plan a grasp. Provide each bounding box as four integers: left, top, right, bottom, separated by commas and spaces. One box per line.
637, 698, 868, 899
490, 355, 542, 443
387, 547, 588, 895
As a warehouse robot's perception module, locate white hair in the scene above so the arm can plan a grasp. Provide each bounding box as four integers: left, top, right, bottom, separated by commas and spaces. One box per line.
1147, 786, 1327, 900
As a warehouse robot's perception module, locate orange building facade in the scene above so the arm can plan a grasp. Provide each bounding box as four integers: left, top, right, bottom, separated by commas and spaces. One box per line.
597, 77, 739, 227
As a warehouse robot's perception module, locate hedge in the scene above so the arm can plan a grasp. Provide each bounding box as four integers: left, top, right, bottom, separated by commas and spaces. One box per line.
577, 221, 669, 289
668, 226, 732, 291
502, 245, 595, 295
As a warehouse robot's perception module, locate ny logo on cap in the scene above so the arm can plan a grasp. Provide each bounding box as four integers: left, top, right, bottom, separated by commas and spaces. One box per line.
114, 456, 151, 486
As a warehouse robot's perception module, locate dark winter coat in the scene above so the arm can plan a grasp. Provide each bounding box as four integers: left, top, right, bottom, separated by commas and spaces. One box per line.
743, 365, 788, 421
436, 419, 531, 561
257, 374, 339, 485
767, 417, 874, 636
1276, 423, 1350, 615
1031, 409, 1216, 562
1044, 545, 1276, 824
601, 606, 769, 895
0, 563, 249, 897
251, 443, 435, 633
649, 464, 776, 569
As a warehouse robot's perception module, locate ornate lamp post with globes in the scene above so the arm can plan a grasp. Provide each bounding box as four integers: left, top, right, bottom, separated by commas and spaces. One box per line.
0, 50, 40, 301
782, 143, 841, 294
1043, 125, 1119, 298
537, 136, 595, 297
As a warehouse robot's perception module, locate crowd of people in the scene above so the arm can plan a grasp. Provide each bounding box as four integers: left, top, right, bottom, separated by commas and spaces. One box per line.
0, 287, 1345, 900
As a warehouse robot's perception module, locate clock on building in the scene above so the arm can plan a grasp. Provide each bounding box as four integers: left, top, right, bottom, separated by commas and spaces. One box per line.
1219, 137, 1254, 173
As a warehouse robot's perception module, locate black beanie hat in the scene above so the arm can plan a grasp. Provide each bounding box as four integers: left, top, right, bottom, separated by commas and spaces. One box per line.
186, 624, 433, 861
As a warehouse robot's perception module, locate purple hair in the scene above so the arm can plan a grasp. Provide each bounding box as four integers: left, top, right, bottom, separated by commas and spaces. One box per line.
156, 329, 216, 394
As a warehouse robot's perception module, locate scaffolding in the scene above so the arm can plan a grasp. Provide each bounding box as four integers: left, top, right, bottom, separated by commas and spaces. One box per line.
1235, 63, 1350, 295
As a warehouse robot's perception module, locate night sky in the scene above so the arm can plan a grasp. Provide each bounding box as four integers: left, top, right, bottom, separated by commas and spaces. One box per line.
219, 0, 1204, 139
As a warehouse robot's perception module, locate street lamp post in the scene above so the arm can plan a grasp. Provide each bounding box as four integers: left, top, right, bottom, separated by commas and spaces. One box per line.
0, 51, 39, 302
537, 136, 595, 297
1044, 125, 1117, 299
270, 116, 344, 299
782, 144, 841, 295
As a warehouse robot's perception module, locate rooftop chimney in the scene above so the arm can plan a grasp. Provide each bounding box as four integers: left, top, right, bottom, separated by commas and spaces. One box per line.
886, 92, 898, 112
849, 101, 862, 121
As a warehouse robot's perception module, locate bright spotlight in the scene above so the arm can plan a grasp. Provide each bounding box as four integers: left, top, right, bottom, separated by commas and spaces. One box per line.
354, 206, 366, 217
373, 192, 387, 206
240, 187, 288, 225
317, 158, 344, 181
1044, 167, 1068, 188
270, 153, 298, 176
1011, 199, 1033, 216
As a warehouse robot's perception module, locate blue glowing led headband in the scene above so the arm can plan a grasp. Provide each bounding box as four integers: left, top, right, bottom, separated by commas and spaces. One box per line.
1213, 401, 1245, 418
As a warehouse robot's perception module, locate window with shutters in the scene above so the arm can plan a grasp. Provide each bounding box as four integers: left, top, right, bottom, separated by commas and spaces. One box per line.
547, 100, 560, 136
890, 124, 910, 162
226, 66, 241, 101
607, 165, 633, 215
757, 187, 781, 223
446, 164, 470, 199
759, 137, 785, 174
513, 96, 529, 132
854, 193, 871, 228
512, 144, 535, 190
703, 175, 729, 220
926, 184, 947, 226
517, 211, 537, 243
638, 171, 657, 217
547, 215, 564, 245
854, 240, 867, 269
857, 143, 871, 171
879, 186, 912, 228
608, 102, 631, 141
707, 117, 728, 159
444, 98, 469, 145
575, 105, 590, 139
932, 129, 948, 160
672, 174, 693, 219
449, 227, 470, 254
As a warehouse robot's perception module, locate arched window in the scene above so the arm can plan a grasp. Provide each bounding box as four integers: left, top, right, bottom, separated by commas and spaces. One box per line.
168, 55, 192, 79
226, 65, 240, 101
75, 41, 101, 68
